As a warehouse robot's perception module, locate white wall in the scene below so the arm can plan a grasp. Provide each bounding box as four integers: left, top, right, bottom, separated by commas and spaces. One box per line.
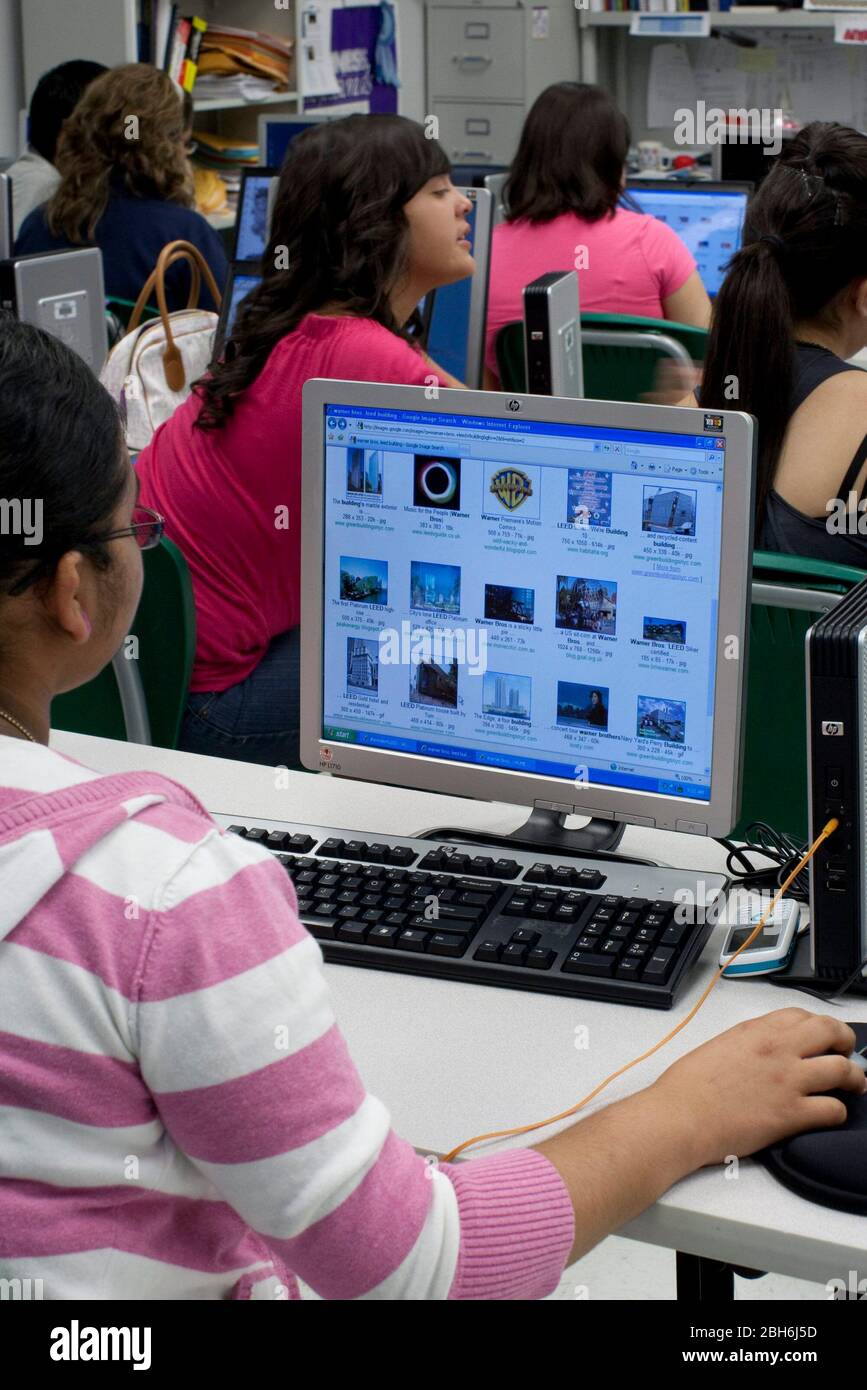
0, 0, 23, 161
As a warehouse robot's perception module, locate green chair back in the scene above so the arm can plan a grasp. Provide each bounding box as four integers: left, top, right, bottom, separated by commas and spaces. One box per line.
732, 550, 867, 842
51, 536, 196, 749
495, 313, 708, 402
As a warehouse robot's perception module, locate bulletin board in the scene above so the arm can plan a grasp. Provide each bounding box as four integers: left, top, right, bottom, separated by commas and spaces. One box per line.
301, 0, 399, 115
643, 28, 867, 135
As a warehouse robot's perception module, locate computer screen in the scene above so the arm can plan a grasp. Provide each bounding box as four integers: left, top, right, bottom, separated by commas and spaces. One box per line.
233, 168, 278, 263
214, 268, 261, 354
424, 186, 492, 388
301, 383, 754, 836
258, 114, 335, 169
625, 182, 751, 298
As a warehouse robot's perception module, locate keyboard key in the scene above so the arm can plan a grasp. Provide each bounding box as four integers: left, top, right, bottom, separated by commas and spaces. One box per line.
458, 892, 489, 907
297, 858, 318, 870
245, 827, 268, 843
295, 897, 314, 915
317, 838, 345, 856
625, 897, 648, 912
360, 894, 382, 908
363, 865, 386, 880
608, 923, 631, 941
493, 859, 520, 879
341, 875, 364, 889
501, 942, 528, 965
368, 925, 399, 947
616, 957, 643, 980
525, 864, 550, 884
642, 947, 676, 984
313, 887, 337, 902
575, 935, 598, 952
306, 920, 337, 940
510, 928, 539, 946
578, 869, 606, 889
227, 825, 247, 837
437, 904, 484, 923
442, 853, 470, 873
384, 896, 408, 911
474, 940, 502, 962
336, 905, 359, 920
616, 910, 641, 927
469, 856, 495, 876
366, 844, 390, 863
601, 895, 624, 909
562, 951, 614, 978
504, 896, 533, 916
319, 873, 340, 887
295, 870, 318, 886
537, 888, 561, 902
526, 947, 555, 970
289, 834, 316, 853
361, 909, 383, 924
551, 867, 577, 887
529, 902, 552, 919
336, 890, 359, 905
661, 923, 690, 948
590, 907, 616, 923
600, 938, 624, 956
343, 840, 368, 860
265, 831, 292, 851
384, 911, 408, 928
626, 942, 648, 959
397, 928, 428, 952
634, 927, 658, 945
564, 891, 588, 907
337, 921, 368, 943
553, 904, 580, 922
583, 921, 605, 937
388, 846, 416, 867
643, 912, 669, 929
429, 933, 468, 957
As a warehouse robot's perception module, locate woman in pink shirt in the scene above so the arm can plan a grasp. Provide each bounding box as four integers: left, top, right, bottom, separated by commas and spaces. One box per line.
485, 84, 712, 386
2, 321, 864, 1300
136, 115, 473, 771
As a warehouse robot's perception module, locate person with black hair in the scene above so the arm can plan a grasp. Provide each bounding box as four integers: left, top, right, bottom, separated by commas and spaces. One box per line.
484, 83, 711, 386
697, 122, 867, 565
136, 114, 471, 771
5, 59, 106, 236
1, 321, 865, 1301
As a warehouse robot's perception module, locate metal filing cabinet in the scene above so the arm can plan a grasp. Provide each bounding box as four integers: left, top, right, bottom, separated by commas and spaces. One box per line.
425, 0, 582, 167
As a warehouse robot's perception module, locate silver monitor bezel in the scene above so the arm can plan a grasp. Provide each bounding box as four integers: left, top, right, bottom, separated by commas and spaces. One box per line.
0, 172, 12, 260
301, 381, 755, 838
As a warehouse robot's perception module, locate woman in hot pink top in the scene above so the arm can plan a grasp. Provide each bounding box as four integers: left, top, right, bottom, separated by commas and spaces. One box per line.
137, 115, 473, 771
485, 84, 711, 384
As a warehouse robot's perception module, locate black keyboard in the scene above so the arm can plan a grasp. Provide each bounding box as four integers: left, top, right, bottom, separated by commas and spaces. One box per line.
216, 816, 728, 1009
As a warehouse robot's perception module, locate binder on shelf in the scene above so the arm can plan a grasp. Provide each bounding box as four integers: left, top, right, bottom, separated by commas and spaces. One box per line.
181, 15, 208, 92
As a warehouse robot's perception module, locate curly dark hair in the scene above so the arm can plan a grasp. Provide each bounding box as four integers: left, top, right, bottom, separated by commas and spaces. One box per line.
195, 114, 450, 430
46, 63, 193, 244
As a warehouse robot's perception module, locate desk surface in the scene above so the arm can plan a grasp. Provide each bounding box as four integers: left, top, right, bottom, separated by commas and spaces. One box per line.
51, 730, 867, 1286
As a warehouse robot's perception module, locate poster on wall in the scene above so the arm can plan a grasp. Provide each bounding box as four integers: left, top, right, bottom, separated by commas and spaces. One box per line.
303, 0, 399, 115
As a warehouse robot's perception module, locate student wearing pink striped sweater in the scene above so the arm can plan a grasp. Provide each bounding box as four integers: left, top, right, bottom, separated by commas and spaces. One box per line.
1, 321, 865, 1300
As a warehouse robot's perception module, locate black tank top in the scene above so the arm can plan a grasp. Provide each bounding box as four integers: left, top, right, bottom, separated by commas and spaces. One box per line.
758, 343, 867, 568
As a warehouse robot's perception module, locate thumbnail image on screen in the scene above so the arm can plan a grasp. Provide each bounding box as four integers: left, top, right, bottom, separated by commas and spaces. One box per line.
557, 682, 610, 731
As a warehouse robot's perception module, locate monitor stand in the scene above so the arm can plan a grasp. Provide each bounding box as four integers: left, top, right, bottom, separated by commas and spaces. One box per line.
421, 806, 659, 867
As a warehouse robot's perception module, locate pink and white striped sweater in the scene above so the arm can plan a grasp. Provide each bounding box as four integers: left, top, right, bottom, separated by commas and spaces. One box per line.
0, 738, 574, 1300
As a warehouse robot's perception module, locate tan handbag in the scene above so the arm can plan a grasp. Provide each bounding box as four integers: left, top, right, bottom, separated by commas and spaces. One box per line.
100, 239, 223, 450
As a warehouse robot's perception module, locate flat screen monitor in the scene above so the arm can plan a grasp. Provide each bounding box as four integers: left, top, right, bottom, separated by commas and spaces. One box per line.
423, 186, 492, 388
214, 267, 261, 354
233, 167, 279, 264
625, 181, 752, 298
258, 114, 336, 169
300, 382, 755, 837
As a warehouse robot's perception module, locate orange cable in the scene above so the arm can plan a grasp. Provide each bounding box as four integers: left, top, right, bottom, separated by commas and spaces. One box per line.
440, 818, 840, 1163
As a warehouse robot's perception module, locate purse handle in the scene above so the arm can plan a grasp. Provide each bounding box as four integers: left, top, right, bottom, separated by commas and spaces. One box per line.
127, 240, 223, 393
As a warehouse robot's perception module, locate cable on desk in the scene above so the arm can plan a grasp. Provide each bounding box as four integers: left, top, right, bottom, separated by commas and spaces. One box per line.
439, 819, 840, 1165
717, 822, 811, 903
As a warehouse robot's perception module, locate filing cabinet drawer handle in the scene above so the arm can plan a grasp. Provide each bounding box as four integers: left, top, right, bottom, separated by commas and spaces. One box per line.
452, 54, 493, 68
458, 151, 494, 161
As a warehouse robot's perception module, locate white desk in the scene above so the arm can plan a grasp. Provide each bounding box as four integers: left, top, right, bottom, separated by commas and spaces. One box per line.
52, 731, 867, 1292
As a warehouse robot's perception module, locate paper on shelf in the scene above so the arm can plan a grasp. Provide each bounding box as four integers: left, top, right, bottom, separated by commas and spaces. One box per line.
646, 44, 697, 131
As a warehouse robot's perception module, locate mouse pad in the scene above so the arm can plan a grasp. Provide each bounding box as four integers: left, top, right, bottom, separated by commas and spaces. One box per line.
760, 1023, 867, 1215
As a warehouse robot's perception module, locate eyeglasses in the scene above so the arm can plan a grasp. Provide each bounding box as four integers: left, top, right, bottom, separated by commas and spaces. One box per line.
93, 506, 165, 551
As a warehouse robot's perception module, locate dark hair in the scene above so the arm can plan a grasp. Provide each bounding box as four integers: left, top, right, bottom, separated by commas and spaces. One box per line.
0, 317, 126, 601
195, 114, 450, 430
27, 59, 107, 164
700, 122, 867, 528
504, 83, 631, 225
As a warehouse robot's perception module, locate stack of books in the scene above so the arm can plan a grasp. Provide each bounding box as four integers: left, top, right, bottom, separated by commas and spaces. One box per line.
138, 5, 209, 91
190, 130, 259, 213
195, 24, 295, 99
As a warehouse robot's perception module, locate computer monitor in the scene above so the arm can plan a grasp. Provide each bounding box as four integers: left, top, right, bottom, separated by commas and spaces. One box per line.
483, 171, 507, 226
0, 173, 12, 259
423, 186, 493, 388
0, 248, 107, 371
258, 114, 336, 168
625, 180, 752, 298
213, 267, 261, 355
300, 382, 755, 842
233, 167, 279, 264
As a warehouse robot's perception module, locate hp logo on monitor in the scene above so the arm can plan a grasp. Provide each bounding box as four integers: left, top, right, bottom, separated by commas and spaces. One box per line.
507, 399, 522, 412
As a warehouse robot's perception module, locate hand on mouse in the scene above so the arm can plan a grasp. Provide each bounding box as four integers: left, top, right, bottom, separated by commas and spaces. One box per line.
649, 1008, 867, 1168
